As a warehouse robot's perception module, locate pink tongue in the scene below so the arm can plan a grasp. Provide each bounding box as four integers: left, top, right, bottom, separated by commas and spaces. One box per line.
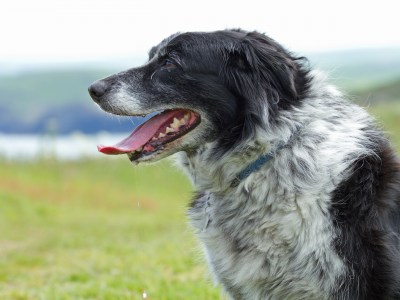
97, 110, 180, 155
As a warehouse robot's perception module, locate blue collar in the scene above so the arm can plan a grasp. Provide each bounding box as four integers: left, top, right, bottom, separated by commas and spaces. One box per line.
231, 125, 302, 187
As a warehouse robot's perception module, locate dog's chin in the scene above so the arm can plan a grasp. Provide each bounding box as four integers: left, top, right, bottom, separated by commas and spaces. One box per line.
97, 108, 203, 164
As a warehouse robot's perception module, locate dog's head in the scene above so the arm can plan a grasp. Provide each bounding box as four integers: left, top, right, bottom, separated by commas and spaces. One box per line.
88, 29, 309, 164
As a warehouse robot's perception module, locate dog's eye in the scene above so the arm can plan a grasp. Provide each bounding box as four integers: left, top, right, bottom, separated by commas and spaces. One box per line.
165, 60, 176, 68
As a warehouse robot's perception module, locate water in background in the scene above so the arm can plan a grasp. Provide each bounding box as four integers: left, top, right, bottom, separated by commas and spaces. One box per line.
0, 132, 129, 161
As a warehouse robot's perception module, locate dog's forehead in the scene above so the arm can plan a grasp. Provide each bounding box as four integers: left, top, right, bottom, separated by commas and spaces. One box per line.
149, 30, 246, 60
148, 32, 181, 60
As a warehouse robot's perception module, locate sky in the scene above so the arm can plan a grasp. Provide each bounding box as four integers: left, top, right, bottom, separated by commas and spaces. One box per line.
1, 0, 400, 64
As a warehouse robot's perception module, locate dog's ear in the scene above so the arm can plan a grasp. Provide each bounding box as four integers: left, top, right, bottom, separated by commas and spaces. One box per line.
219, 48, 265, 149
216, 31, 309, 155
223, 32, 309, 120
241, 32, 300, 103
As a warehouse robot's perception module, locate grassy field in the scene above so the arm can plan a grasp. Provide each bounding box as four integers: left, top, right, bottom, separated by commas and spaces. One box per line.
0, 158, 226, 300
0, 104, 399, 300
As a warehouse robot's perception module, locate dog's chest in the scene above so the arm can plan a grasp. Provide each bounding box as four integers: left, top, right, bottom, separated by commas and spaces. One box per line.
188, 188, 341, 300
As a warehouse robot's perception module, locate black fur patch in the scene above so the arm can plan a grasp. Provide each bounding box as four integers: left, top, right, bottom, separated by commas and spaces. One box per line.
331, 139, 400, 299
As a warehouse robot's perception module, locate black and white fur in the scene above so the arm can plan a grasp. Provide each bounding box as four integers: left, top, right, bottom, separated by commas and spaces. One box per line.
89, 30, 400, 300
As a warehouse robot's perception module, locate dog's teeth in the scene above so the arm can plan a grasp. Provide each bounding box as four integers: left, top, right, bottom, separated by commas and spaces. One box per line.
184, 113, 190, 120
165, 127, 173, 133
158, 132, 165, 138
179, 118, 186, 124
152, 137, 157, 141
136, 146, 142, 152
170, 118, 180, 129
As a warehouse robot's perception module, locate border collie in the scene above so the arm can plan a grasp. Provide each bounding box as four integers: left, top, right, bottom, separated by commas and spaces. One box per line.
88, 29, 400, 300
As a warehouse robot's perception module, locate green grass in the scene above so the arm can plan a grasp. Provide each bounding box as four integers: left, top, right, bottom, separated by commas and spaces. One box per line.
0, 157, 225, 300
0, 104, 399, 300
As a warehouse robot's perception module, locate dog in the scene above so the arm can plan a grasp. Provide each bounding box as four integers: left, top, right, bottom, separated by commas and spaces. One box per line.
88, 29, 400, 300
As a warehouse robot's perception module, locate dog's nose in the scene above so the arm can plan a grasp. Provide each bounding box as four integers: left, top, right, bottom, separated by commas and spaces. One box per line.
88, 80, 109, 103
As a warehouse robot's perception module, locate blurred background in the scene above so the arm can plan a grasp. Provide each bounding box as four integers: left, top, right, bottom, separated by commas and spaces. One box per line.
1, 0, 399, 299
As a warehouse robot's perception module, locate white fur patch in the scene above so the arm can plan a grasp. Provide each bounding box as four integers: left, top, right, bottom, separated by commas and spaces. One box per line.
110, 82, 144, 115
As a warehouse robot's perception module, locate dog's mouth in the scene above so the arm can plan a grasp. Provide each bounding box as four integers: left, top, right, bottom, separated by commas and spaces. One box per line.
97, 109, 200, 161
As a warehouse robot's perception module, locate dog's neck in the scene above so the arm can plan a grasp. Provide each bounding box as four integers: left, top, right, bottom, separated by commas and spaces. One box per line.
231, 124, 303, 187
176, 120, 298, 194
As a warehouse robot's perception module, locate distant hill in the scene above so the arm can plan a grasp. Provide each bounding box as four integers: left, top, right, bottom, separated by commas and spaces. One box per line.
0, 70, 114, 114
306, 47, 400, 92
0, 47, 399, 134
